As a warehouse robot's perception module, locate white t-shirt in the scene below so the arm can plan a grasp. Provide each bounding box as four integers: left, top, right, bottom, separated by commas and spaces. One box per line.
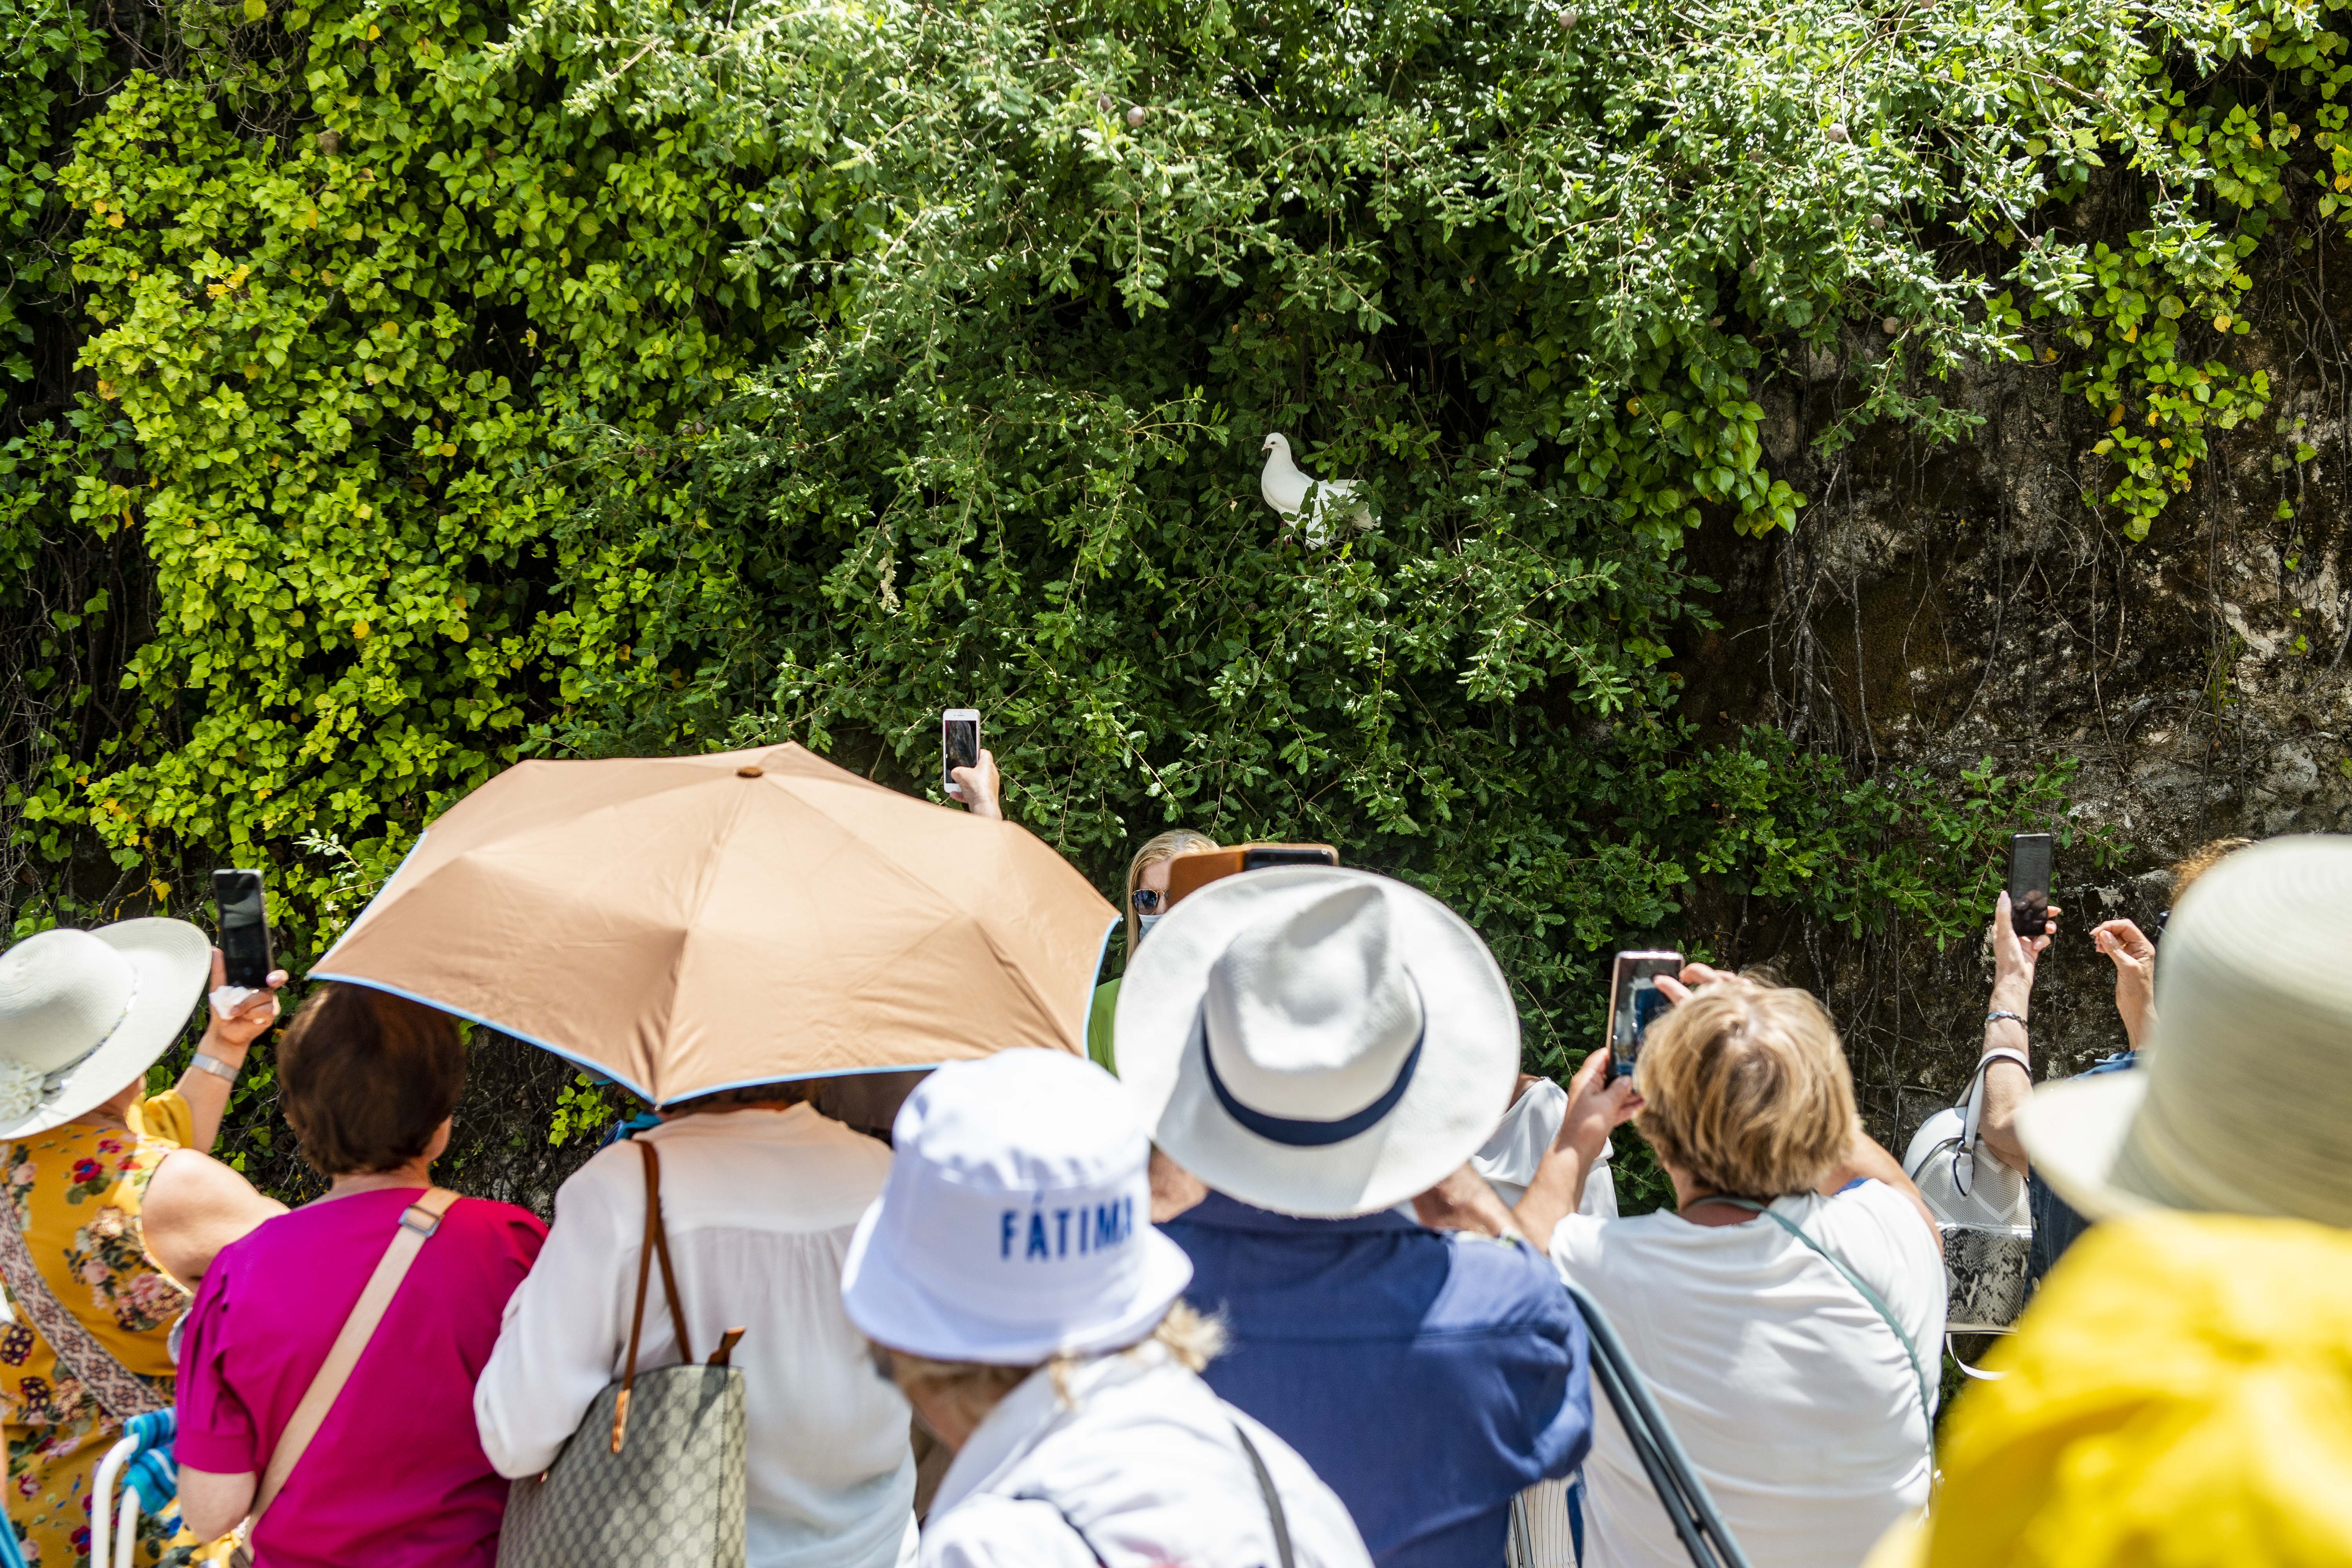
1548, 1181, 1947, 1568
1474, 1076, 1619, 1216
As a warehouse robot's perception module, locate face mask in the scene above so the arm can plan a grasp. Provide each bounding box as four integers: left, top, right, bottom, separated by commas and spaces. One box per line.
1136, 913, 1163, 943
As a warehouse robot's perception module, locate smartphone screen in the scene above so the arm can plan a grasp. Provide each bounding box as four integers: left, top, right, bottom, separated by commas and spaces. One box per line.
211, 868, 274, 989
942, 710, 980, 798
2007, 833, 2053, 938
1606, 950, 1682, 1083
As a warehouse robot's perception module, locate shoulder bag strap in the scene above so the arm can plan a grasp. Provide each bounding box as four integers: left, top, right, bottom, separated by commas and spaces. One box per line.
610, 1140, 690, 1455
1706, 1198, 1934, 1436
1231, 1421, 1297, 1568
249, 1187, 460, 1524
0, 1207, 167, 1422
1960, 1047, 2030, 1147
1953, 1048, 2029, 1200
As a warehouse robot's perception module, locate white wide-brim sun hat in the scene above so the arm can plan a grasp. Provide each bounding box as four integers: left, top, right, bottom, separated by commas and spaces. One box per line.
2022, 834, 2352, 1226
0, 920, 213, 1138
840, 1048, 1194, 1366
1116, 865, 1520, 1219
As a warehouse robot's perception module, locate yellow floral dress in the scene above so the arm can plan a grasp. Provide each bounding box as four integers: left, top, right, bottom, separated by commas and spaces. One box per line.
2, 1093, 200, 1568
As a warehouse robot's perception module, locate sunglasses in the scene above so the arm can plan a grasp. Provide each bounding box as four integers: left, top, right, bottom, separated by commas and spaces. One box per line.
1131, 888, 1165, 915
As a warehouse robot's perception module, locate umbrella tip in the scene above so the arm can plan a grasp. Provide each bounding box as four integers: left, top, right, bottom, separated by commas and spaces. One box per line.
736, 765, 764, 778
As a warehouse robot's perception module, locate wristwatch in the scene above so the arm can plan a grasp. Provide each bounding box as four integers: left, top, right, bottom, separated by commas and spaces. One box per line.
190, 1051, 241, 1083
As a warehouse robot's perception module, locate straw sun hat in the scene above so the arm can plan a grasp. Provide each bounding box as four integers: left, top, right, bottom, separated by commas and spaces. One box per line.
2022, 835, 2352, 1226
0, 920, 213, 1138
1115, 866, 1520, 1219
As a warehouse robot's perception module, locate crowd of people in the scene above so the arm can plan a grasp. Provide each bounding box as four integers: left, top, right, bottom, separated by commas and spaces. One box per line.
0, 748, 2344, 1568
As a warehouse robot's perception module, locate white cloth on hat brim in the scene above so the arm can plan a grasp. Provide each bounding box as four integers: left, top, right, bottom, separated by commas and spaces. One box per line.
0, 919, 212, 1139
2017, 1069, 2160, 1223
1115, 866, 1520, 1219
839, 1194, 1195, 1366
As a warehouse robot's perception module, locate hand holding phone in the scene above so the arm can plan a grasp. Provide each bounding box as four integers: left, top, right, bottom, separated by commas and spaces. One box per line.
942, 710, 980, 799
211, 869, 274, 990
2006, 833, 2053, 938
1606, 950, 1682, 1084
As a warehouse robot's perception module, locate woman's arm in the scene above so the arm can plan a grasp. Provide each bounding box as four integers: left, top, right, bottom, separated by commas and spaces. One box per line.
177, 1465, 257, 1544
475, 1152, 635, 1477
2091, 918, 2156, 1051
139, 1149, 285, 1289
1510, 1049, 1639, 1250
174, 951, 288, 1154
1980, 889, 2056, 1178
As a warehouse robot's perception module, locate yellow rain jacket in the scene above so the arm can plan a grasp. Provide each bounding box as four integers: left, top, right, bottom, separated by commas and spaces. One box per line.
1907, 1210, 2352, 1568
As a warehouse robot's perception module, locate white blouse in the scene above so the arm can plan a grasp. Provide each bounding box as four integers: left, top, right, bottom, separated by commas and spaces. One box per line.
475, 1105, 917, 1568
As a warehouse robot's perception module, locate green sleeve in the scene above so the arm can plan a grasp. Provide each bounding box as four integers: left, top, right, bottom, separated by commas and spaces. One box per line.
1087, 978, 1122, 1076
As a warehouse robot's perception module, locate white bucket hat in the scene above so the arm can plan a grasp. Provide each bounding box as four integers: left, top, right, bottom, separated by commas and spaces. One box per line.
2022, 834, 2352, 1225
0, 920, 212, 1138
1115, 866, 1520, 1219
840, 1048, 1194, 1365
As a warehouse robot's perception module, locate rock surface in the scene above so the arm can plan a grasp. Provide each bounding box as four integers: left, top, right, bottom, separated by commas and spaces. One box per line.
1675, 305, 2350, 1149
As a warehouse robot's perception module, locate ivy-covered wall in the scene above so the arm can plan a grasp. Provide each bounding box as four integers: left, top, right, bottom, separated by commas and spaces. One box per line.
4, 0, 2350, 1200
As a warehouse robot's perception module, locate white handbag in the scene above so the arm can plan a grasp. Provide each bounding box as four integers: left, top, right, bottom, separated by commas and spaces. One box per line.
1902, 1047, 2033, 1338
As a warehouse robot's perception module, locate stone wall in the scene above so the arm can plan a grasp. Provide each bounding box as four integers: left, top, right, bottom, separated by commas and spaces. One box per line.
1674, 265, 2352, 1149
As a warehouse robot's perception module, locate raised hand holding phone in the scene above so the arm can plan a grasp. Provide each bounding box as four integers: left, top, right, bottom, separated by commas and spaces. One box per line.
942, 710, 1003, 819
942, 710, 980, 797
2006, 832, 2054, 938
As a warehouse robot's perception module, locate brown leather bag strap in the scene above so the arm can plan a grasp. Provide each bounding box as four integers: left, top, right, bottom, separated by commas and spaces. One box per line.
610, 1141, 688, 1454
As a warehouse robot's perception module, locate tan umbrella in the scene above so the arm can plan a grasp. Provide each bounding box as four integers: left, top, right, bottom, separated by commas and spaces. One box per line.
313, 742, 1118, 1105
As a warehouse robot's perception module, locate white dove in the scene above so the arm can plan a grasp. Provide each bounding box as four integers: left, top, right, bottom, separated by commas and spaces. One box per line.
1260, 432, 1375, 547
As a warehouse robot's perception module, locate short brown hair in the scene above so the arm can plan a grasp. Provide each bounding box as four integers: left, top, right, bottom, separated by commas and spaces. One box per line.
278, 984, 467, 1176
1633, 982, 1858, 1198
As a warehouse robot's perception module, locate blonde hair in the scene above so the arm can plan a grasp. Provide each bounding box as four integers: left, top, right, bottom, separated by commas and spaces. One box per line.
877, 1299, 1225, 1437
2170, 837, 2254, 902
1633, 982, 1858, 1198
1125, 829, 1219, 952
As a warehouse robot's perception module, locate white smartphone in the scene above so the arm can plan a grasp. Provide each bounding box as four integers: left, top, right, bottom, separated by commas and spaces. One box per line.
942, 709, 980, 798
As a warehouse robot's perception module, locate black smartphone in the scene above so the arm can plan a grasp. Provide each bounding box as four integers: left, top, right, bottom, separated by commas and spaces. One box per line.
942, 709, 980, 799
1240, 844, 1340, 872
2007, 832, 2053, 938
1606, 950, 1682, 1083
211, 869, 274, 989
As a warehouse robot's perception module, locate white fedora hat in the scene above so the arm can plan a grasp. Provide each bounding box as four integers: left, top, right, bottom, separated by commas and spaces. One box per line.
0, 920, 212, 1137
1115, 866, 1520, 1219
840, 1049, 1194, 1365
2022, 835, 2352, 1225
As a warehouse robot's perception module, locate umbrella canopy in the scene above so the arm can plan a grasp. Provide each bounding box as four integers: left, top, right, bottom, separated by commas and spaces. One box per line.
312, 742, 1118, 1105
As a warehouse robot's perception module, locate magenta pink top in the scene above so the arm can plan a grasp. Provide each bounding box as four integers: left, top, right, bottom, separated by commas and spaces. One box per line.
177, 1187, 548, 1567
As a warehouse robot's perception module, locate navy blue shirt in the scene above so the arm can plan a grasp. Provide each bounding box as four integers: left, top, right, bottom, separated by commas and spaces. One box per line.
1165, 1193, 1592, 1568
